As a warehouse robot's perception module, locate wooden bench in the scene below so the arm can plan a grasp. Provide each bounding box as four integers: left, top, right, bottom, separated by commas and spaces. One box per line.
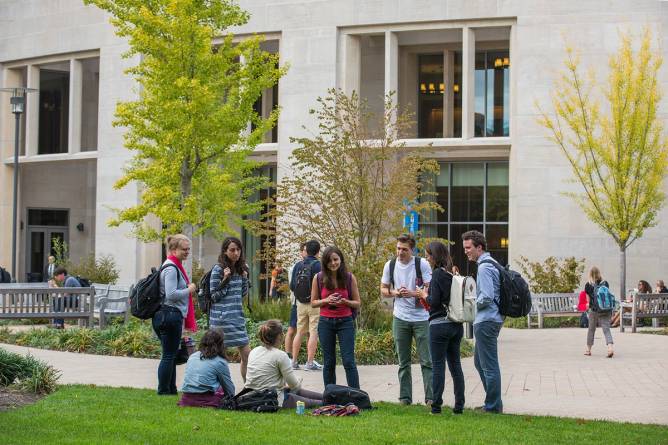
620, 293, 668, 333
92, 283, 131, 329
0, 285, 95, 327
527, 293, 580, 328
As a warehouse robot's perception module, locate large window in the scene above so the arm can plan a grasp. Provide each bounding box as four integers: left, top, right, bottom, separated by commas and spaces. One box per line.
39, 69, 70, 154
423, 162, 509, 276
475, 50, 510, 137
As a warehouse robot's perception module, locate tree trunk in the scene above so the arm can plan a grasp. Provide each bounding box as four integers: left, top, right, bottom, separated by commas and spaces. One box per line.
180, 160, 193, 278
619, 246, 626, 301
184, 222, 193, 279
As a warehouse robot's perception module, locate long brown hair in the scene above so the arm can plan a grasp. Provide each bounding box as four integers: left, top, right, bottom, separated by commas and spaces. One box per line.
258, 320, 283, 348
218, 237, 247, 276
321, 246, 347, 290
199, 329, 227, 360
425, 241, 453, 271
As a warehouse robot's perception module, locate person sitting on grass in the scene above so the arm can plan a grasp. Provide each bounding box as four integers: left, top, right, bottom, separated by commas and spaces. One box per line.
244, 319, 323, 409
178, 329, 235, 408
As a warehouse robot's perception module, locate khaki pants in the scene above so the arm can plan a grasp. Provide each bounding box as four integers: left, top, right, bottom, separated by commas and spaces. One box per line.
296, 301, 320, 336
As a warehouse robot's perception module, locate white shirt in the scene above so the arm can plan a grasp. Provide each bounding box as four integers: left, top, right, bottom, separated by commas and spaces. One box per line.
381, 257, 432, 322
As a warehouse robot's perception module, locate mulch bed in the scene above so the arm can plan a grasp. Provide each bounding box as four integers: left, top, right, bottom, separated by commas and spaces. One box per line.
0, 388, 43, 411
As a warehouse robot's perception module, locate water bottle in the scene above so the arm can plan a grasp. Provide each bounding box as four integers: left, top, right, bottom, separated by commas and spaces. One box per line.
296, 401, 305, 415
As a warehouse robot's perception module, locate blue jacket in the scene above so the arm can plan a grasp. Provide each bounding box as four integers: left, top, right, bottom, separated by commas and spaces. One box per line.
475, 252, 504, 325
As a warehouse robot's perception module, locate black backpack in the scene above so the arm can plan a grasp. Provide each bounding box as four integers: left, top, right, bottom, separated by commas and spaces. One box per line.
197, 265, 226, 316
75, 276, 91, 288
129, 264, 177, 320
479, 259, 531, 318
0, 267, 11, 283
323, 384, 372, 410
293, 261, 315, 304
220, 388, 279, 413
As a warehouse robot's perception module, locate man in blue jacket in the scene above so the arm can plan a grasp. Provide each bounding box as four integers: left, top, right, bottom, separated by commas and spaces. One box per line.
462, 230, 504, 413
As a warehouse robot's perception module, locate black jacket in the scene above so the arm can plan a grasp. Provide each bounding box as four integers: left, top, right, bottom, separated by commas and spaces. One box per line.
426, 267, 453, 321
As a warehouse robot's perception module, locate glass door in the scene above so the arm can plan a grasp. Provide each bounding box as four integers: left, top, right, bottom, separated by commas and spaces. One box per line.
25, 227, 68, 282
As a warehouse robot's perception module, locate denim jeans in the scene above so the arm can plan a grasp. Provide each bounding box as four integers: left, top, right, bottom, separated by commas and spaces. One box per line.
473, 321, 503, 412
52, 295, 79, 327
318, 316, 359, 389
430, 322, 465, 413
152, 306, 183, 395
392, 317, 432, 403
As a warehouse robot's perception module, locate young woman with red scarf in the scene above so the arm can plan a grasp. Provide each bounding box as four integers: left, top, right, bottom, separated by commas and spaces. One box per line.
154, 234, 198, 395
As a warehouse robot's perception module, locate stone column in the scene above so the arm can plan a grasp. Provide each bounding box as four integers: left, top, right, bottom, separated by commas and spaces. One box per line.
68, 58, 83, 154
25, 65, 40, 156
384, 31, 398, 105
338, 33, 361, 96
462, 27, 476, 140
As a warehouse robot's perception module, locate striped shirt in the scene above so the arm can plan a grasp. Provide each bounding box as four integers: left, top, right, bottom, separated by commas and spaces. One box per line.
209, 264, 249, 348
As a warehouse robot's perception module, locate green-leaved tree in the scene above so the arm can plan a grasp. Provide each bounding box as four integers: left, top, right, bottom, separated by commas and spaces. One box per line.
274, 89, 440, 328
538, 29, 668, 296
86, 0, 285, 259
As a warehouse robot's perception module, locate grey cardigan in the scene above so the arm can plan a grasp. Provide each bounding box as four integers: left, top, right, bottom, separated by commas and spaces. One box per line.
159, 259, 190, 317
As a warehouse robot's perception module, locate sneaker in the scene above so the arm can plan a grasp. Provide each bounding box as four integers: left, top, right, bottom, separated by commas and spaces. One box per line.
312, 360, 323, 369
304, 361, 323, 371
292, 362, 300, 370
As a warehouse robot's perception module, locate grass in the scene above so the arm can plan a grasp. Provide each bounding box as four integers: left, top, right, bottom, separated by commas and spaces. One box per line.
0, 386, 666, 445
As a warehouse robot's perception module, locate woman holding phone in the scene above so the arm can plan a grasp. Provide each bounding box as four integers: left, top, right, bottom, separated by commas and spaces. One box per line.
311, 246, 361, 389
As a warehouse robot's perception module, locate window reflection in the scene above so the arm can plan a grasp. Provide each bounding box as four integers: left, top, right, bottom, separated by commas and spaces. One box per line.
475, 50, 509, 137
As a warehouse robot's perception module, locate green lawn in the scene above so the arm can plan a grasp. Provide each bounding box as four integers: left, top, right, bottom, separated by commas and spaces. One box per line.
0, 386, 666, 445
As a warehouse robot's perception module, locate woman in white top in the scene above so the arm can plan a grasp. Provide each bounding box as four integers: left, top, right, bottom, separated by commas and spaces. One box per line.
245, 320, 323, 408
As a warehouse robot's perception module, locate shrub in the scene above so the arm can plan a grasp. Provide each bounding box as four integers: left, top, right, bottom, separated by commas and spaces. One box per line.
517, 256, 585, 293
246, 298, 292, 322
51, 238, 120, 284
0, 348, 60, 394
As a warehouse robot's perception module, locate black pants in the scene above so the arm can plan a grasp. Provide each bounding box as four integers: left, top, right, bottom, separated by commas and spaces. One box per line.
152, 306, 183, 395
430, 322, 465, 413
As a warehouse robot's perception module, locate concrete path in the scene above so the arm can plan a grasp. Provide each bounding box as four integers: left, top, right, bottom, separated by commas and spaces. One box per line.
2, 328, 667, 425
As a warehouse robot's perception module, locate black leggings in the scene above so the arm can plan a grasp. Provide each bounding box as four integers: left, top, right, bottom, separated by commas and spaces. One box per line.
282, 388, 323, 408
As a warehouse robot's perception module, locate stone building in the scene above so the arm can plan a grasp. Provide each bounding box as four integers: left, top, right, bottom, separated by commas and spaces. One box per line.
1, 0, 667, 297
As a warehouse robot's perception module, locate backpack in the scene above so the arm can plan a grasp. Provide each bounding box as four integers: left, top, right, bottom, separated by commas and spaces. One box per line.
220, 388, 279, 413
294, 261, 316, 304
323, 384, 372, 410
446, 273, 476, 323
316, 271, 357, 319
479, 259, 532, 318
0, 267, 11, 283
197, 265, 226, 317
75, 276, 91, 288
129, 263, 177, 320
593, 283, 616, 313
388, 257, 428, 311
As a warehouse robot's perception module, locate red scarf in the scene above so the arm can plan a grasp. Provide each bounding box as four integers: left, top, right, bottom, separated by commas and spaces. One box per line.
167, 255, 198, 332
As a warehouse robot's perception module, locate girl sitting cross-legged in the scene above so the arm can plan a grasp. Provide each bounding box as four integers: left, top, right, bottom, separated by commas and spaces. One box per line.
244, 319, 324, 409
178, 329, 235, 408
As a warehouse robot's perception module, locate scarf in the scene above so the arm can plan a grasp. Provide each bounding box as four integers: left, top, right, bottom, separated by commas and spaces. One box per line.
167, 255, 198, 332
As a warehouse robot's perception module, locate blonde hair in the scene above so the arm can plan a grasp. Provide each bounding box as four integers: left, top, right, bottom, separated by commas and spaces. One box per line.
588, 266, 602, 284
166, 234, 190, 253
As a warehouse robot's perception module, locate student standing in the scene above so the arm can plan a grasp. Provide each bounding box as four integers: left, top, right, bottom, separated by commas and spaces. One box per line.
209, 237, 251, 381
462, 230, 504, 414
416, 241, 464, 415
291, 240, 323, 371
584, 266, 614, 358
380, 234, 433, 406
154, 234, 197, 395
312, 246, 361, 389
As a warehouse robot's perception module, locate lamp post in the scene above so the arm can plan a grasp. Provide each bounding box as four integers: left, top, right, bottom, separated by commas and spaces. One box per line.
1, 87, 37, 282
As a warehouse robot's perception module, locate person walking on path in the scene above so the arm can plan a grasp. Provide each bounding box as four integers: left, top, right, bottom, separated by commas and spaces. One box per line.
245, 320, 324, 409
178, 328, 235, 408
584, 266, 614, 358
312, 246, 361, 389
154, 234, 197, 395
209, 237, 251, 381
416, 241, 464, 415
290, 240, 323, 371
380, 233, 433, 406
462, 230, 504, 414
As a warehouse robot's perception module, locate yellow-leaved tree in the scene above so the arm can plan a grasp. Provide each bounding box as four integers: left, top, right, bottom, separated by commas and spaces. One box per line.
538, 29, 668, 297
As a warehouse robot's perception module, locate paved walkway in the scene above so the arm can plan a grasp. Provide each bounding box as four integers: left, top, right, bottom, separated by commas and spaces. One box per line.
2, 328, 667, 425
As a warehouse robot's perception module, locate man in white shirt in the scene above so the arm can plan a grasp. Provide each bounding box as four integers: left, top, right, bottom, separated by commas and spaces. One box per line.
380, 234, 433, 405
